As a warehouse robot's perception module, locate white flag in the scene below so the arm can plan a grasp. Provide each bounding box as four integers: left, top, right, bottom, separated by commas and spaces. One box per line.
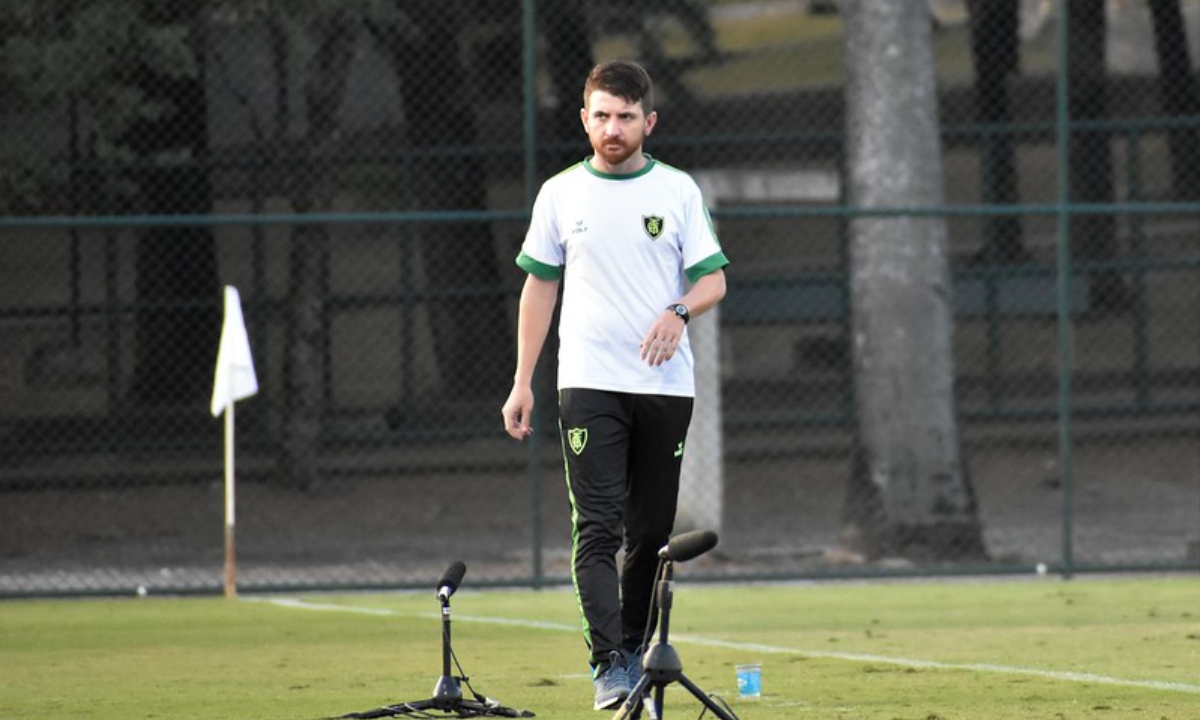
211, 286, 259, 417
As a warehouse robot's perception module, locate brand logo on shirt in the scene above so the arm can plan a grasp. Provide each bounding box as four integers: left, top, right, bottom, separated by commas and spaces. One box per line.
567, 427, 589, 455
571, 220, 588, 235
642, 215, 665, 240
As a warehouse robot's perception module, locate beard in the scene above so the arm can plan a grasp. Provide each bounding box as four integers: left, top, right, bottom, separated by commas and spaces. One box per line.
592, 136, 639, 167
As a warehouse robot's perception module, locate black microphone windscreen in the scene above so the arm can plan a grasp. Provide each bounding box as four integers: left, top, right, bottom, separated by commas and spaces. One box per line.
663, 530, 718, 562
437, 561, 467, 592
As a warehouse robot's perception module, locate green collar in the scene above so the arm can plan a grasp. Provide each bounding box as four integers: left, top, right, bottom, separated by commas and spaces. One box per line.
583, 154, 656, 180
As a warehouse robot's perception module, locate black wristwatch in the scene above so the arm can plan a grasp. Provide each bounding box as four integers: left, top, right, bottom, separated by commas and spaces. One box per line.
667, 303, 690, 324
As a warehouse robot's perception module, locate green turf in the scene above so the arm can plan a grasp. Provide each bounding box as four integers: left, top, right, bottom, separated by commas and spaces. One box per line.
2, 577, 1198, 719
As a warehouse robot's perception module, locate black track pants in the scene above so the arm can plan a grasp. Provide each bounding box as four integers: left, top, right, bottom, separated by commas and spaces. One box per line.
558, 388, 694, 669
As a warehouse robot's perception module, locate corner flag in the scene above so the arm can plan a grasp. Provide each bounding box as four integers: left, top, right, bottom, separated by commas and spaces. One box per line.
211, 286, 258, 417
210, 285, 258, 599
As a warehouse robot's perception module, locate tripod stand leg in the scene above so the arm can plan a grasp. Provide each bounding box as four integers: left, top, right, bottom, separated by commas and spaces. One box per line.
611, 674, 653, 720
676, 674, 739, 720
341, 698, 436, 718
343, 697, 533, 719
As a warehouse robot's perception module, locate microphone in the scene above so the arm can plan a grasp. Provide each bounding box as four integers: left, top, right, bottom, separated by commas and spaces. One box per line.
436, 561, 467, 601
658, 530, 718, 563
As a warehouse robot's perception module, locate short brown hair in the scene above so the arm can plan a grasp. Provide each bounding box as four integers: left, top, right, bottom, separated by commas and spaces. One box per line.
583, 60, 655, 113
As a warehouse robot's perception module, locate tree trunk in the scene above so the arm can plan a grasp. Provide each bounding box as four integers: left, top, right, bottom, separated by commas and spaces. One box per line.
1148, 0, 1200, 200
375, 0, 512, 404
1068, 0, 1128, 311
279, 8, 357, 489
540, 0, 595, 168
126, 10, 219, 411
839, 0, 986, 561
967, 0, 1027, 264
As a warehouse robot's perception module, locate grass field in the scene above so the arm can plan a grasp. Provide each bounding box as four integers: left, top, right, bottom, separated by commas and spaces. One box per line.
2, 576, 1198, 720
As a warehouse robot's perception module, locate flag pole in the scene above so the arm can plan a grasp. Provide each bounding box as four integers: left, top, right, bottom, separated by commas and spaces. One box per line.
212, 285, 257, 600
223, 398, 237, 599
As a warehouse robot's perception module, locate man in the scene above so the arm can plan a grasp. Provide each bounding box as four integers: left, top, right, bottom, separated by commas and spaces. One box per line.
500, 60, 728, 711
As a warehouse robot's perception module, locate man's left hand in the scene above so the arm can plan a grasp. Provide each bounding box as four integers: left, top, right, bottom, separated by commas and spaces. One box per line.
639, 311, 684, 366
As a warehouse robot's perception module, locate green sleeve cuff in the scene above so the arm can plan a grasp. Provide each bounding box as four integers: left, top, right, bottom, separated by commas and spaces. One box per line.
686, 251, 730, 284
516, 252, 563, 280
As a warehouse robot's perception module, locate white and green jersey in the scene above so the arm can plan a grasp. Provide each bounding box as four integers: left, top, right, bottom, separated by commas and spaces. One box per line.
517, 156, 728, 397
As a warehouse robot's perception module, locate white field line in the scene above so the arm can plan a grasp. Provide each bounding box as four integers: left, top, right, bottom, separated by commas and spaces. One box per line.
257, 597, 1200, 695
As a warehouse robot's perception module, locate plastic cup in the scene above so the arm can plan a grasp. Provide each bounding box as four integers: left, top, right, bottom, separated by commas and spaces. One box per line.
735, 663, 762, 699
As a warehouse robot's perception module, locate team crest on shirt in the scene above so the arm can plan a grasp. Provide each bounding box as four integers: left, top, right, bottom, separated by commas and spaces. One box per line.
642, 215, 665, 240
566, 427, 588, 456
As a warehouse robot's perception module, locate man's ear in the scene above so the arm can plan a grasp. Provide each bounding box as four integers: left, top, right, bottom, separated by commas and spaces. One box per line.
580, 107, 589, 133
645, 110, 658, 136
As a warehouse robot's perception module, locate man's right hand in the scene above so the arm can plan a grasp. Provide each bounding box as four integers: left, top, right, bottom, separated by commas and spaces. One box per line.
501, 385, 535, 441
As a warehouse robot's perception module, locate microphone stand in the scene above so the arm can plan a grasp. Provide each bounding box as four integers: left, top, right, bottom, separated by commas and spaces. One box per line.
430, 595, 463, 710
339, 593, 533, 719
612, 559, 739, 720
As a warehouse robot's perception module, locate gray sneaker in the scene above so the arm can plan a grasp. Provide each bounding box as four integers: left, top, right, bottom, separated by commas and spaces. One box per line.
592, 651, 633, 710
623, 648, 644, 689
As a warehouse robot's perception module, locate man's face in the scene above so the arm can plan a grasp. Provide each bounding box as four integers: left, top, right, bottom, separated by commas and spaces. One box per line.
581, 89, 656, 171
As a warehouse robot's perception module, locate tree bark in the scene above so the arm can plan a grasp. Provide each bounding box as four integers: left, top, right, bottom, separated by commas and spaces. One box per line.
374, 0, 513, 403
126, 9, 219, 411
1068, 0, 1129, 311
967, 0, 1027, 264
840, 0, 986, 561
1148, 0, 1200, 200
279, 8, 357, 489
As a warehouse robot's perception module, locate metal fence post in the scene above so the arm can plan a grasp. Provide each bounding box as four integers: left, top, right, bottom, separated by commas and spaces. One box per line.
1054, 0, 1076, 579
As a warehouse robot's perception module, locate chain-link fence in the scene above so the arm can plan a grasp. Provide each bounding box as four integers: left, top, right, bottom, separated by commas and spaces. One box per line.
2, 0, 1197, 596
